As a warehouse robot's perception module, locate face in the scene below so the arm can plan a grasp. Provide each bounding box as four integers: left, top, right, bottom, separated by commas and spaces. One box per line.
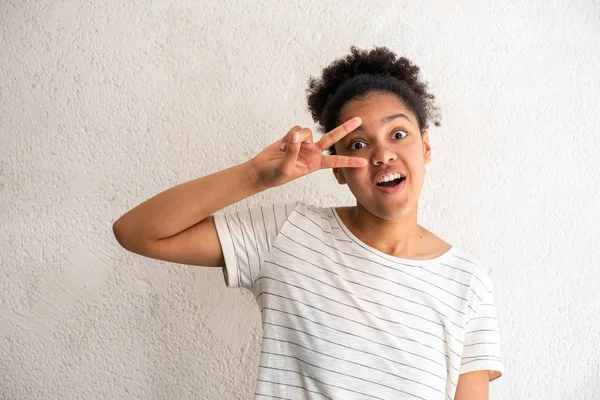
333, 91, 431, 221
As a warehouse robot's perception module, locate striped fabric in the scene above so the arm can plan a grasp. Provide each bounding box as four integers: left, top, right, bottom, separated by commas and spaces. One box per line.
214, 203, 503, 400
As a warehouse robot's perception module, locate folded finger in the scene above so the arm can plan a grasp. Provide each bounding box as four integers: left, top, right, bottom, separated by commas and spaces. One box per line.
280, 126, 302, 150
280, 128, 313, 151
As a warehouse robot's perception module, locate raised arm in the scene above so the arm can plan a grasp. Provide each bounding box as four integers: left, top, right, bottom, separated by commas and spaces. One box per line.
112, 118, 366, 267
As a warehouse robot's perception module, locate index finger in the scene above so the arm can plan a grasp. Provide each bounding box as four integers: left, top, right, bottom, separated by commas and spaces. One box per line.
316, 117, 362, 151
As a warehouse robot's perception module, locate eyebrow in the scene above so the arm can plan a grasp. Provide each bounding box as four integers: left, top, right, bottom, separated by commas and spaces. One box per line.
354, 113, 412, 132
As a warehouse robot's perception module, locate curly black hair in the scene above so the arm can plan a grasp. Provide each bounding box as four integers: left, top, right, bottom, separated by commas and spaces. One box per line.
306, 46, 441, 153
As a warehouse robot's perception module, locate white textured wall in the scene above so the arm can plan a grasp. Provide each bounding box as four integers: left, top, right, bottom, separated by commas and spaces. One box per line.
1, 0, 599, 399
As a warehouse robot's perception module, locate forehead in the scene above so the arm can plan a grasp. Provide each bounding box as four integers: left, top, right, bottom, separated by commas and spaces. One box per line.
338, 92, 417, 127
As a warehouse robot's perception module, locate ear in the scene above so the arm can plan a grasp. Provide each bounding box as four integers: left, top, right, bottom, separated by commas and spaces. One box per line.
333, 168, 346, 185
422, 130, 431, 165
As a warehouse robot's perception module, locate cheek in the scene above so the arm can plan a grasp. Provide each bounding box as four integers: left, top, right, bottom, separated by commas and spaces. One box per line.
342, 167, 369, 183
406, 144, 427, 166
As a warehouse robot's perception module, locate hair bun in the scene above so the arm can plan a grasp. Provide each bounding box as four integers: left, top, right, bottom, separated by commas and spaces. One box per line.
306, 46, 440, 133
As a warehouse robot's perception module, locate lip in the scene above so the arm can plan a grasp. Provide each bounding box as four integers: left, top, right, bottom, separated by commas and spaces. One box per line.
373, 168, 406, 185
376, 177, 406, 194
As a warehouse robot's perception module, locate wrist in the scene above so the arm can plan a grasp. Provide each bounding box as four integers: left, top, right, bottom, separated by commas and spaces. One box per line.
241, 159, 270, 192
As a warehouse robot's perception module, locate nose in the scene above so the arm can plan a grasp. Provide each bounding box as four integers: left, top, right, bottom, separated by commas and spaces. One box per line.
371, 144, 397, 165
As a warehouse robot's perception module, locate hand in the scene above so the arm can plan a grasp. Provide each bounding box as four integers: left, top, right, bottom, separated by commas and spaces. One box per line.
250, 117, 367, 189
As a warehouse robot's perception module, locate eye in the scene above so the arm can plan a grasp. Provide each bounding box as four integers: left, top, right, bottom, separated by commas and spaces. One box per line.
393, 130, 408, 139
349, 141, 367, 150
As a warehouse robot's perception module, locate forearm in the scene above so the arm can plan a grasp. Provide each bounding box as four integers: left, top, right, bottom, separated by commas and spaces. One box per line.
454, 371, 489, 400
113, 160, 265, 244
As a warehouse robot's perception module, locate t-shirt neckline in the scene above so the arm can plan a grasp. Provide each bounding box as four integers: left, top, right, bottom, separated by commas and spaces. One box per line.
330, 206, 455, 265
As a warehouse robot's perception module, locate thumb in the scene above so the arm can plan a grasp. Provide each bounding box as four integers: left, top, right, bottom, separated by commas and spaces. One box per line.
280, 131, 301, 176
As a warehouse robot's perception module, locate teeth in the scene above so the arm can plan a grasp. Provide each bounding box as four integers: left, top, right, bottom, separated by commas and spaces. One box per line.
377, 173, 404, 183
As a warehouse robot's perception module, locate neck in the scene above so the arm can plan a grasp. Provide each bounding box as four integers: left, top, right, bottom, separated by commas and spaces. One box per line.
344, 202, 424, 258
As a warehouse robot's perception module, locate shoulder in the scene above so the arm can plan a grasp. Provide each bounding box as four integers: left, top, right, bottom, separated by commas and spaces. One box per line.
418, 228, 453, 260
291, 202, 337, 219
420, 226, 490, 281
446, 247, 495, 293
275, 202, 339, 229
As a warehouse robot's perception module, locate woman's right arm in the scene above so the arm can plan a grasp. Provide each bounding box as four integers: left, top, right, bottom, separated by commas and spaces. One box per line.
112, 118, 366, 267
112, 160, 266, 267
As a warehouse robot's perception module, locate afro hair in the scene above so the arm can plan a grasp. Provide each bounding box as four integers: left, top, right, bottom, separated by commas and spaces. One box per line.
306, 46, 441, 148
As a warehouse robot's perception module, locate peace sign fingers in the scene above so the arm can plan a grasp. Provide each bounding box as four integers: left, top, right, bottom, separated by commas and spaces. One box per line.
316, 117, 362, 152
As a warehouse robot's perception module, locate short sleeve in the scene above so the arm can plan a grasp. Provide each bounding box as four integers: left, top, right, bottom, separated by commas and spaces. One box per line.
213, 203, 297, 289
460, 287, 504, 381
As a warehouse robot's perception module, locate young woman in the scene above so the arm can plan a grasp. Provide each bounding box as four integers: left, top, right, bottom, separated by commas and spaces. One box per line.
113, 46, 504, 400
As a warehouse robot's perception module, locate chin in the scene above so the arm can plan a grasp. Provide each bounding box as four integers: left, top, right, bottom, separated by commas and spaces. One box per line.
359, 200, 414, 222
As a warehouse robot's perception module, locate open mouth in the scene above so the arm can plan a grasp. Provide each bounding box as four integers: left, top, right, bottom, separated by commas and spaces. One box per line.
376, 177, 406, 188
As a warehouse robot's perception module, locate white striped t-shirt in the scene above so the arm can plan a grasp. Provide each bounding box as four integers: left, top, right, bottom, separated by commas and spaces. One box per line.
213, 202, 504, 400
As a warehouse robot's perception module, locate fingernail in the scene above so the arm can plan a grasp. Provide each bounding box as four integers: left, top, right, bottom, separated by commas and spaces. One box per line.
280, 141, 287, 151
291, 132, 300, 143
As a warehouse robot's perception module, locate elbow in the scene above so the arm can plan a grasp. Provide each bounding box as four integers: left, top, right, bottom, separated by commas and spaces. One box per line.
112, 218, 131, 250
112, 217, 153, 255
